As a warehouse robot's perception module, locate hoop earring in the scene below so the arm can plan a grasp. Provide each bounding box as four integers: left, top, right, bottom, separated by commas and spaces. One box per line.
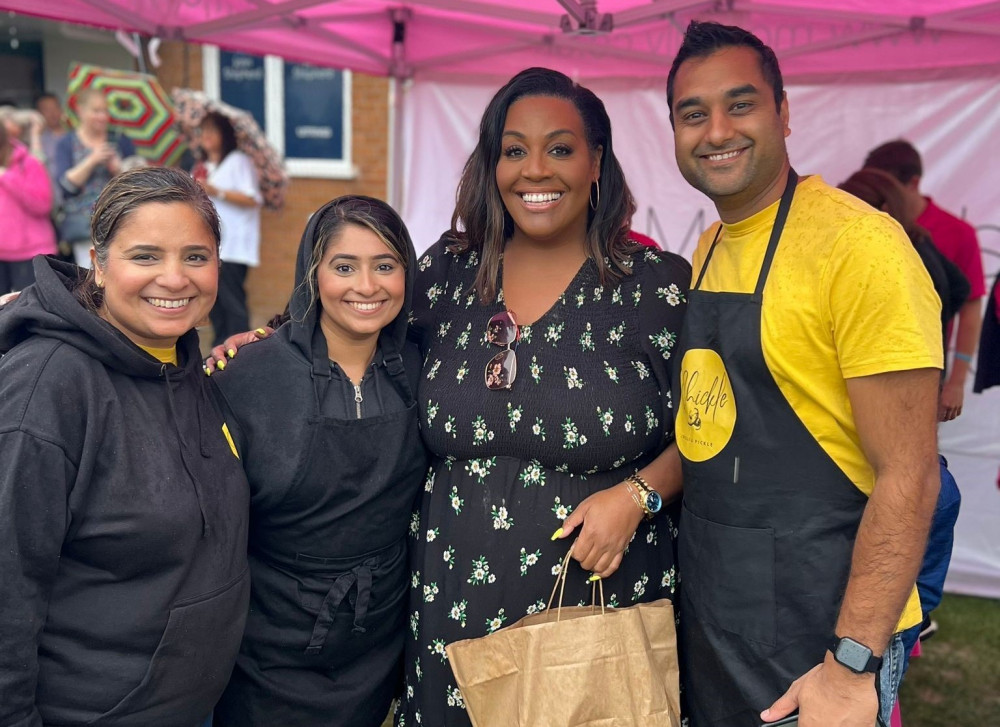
589, 180, 600, 210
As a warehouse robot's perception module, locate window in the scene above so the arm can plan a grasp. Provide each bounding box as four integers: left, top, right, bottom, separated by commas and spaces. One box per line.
202, 45, 354, 179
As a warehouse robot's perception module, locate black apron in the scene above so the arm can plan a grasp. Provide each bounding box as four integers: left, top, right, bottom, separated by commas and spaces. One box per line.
675, 170, 871, 726
214, 347, 426, 727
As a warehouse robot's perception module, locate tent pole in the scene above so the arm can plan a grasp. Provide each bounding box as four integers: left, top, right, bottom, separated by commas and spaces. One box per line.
388, 8, 411, 212
388, 75, 405, 211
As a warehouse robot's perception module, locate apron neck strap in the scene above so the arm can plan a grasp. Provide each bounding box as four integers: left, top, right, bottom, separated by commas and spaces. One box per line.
692, 167, 799, 296
381, 341, 415, 407
754, 167, 798, 299
311, 341, 416, 410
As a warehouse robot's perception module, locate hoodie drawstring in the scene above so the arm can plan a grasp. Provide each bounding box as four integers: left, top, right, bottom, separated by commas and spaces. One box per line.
161, 363, 211, 536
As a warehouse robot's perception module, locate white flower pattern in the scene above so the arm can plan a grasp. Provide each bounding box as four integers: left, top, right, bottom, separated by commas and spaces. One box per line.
396, 244, 688, 726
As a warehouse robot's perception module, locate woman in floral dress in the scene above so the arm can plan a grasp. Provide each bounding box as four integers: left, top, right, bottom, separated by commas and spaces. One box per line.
395, 68, 691, 726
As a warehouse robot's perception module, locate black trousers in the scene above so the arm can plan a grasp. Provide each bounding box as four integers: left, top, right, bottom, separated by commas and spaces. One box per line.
209, 262, 250, 346
0, 259, 36, 294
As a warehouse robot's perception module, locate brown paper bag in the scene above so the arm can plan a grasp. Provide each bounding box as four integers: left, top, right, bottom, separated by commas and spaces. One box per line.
446, 549, 681, 727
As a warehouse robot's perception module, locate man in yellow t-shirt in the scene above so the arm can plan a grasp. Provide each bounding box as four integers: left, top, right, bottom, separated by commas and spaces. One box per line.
666, 21, 942, 727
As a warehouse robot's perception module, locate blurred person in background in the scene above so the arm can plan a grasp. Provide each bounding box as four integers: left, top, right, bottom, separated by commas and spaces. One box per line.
193, 111, 262, 346
55, 88, 135, 268
0, 119, 55, 293
35, 92, 67, 196
0, 105, 47, 163
865, 140, 984, 423
839, 166, 965, 663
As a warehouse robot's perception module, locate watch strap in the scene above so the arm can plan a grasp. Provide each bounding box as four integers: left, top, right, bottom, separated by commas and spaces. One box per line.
829, 635, 883, 674
625, 474, 656, 520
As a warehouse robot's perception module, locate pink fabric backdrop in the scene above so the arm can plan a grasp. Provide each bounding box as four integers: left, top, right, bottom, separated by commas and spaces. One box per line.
1, 1, 999, 81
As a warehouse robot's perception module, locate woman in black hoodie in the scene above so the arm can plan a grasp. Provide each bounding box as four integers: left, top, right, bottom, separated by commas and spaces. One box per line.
210, 196, 427, 726
0, 167, 250, 726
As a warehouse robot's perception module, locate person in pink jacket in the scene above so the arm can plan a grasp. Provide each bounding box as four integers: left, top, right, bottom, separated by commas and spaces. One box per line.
0, 122, 54, 293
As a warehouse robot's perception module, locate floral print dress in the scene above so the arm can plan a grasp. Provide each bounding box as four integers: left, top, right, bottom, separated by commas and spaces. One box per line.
395, 240, 691, 726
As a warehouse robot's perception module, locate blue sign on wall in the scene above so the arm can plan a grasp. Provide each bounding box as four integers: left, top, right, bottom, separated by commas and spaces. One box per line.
283, 62, 344, 160
219, 51, 266, 132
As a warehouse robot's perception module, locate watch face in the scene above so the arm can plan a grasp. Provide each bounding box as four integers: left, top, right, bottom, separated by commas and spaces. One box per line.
835, 638, 873, 672
646, 491, 663, 513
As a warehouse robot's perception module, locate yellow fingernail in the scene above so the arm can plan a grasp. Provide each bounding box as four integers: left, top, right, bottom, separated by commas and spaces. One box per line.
204, 366, 212, 377
550, 528, 563, 541
588, 574, 601, 582
227, 348, 236, 358
255, 328, 267, 336
217, 360, 226, 370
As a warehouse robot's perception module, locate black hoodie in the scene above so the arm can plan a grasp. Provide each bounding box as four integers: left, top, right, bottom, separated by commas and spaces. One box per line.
0, 257, 250, 727
209, 199, 427, 725
211, 196, 424, 483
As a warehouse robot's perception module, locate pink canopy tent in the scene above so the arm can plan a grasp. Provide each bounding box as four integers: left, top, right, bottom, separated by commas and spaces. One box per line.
1, 1, 999, 82
4, 1, 999, 600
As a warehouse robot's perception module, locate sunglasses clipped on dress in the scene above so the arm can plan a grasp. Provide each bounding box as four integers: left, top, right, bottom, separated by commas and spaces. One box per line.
484, 310, 519, 390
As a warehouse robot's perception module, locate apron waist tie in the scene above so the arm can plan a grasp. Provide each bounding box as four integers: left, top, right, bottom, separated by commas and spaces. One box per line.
304, 562, 374, 654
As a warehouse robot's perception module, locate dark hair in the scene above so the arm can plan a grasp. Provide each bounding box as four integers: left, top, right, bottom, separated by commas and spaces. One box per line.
839, 167, 918, 236
297, 195, 414, 318
447, 67, 637, 302
667, 21, 784, 128
34, 91, 59, 107
863, 140, 923, 185
75, 167, 221, 312
200, 111, 238, 162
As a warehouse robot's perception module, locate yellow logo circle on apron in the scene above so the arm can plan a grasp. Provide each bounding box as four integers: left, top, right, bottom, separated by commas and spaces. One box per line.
676, 348, 736, 462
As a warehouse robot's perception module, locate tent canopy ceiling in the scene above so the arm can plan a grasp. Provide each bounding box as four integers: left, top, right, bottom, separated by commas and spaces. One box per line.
3, 0, 1000, 81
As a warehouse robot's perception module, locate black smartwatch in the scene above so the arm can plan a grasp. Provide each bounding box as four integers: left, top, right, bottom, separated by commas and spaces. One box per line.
828, 636, 882, 674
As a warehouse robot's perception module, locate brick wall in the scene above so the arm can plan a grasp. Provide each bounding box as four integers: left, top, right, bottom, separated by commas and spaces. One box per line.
155, 42, 390, 328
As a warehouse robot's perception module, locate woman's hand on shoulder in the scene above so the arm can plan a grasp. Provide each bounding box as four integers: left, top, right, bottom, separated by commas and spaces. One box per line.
204, 327, 272, 375
555, 483, 644, 579
0, 291, 21, 307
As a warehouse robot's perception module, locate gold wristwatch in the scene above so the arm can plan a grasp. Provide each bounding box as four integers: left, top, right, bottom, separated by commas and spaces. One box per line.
627, 473, 662, 520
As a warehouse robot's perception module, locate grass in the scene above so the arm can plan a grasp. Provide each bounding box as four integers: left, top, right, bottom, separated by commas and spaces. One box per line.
898, 593, 1000, 726
382, 593, 999, 727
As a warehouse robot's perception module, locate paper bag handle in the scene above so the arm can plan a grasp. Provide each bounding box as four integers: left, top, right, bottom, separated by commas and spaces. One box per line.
545, 545, 606, 621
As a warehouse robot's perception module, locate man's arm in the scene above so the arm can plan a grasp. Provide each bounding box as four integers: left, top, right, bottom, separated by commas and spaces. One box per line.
940, 297, 982, 420
837, 367, 940, 650
763, 367, 940, 727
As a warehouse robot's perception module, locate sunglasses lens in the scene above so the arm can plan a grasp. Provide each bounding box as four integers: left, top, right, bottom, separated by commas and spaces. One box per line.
485, 349, 517, 390
486, 312, 518, 346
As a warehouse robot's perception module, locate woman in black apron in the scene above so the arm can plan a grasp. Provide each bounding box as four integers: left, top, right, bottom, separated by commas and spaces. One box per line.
211, 196, 427, 726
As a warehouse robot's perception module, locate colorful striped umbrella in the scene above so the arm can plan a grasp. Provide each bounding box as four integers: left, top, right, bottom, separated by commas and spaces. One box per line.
66, 63, 186, 167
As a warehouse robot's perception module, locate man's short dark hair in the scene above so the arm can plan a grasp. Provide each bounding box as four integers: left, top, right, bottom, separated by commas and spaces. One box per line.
864, 140, 923, 185
666, 21, 784, 128
34, 91, 60, 107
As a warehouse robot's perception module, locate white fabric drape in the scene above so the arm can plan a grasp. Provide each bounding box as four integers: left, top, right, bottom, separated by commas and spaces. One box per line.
402, 75, 1000, 598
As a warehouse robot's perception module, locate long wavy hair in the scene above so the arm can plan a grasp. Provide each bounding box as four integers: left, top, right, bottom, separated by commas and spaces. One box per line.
447, 67, 637, 302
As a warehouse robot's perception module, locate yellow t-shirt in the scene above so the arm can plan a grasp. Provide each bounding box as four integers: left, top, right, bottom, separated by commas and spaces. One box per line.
688, 175, 942, 632
138, 344, 178, 365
